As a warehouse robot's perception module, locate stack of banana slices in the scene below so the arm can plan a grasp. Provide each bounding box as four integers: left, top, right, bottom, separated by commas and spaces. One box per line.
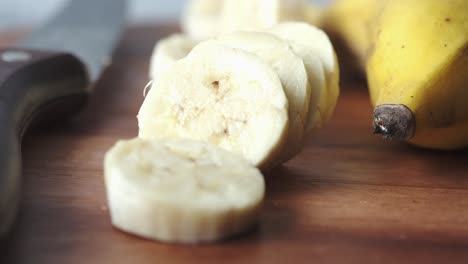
145, 23, 339, 170
104, 0, 339, 244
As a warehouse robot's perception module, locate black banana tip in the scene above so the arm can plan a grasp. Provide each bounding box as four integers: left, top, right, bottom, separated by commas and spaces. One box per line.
373, 104, 416, 140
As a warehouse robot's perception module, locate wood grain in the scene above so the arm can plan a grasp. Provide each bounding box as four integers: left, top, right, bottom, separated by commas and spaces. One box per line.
1, 25, 468, 264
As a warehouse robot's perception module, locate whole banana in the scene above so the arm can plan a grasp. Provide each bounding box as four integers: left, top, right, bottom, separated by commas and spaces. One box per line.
324, 0, 468, 149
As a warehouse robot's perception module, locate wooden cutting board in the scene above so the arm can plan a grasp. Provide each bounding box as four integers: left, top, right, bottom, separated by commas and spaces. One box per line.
1, 25, 468, 264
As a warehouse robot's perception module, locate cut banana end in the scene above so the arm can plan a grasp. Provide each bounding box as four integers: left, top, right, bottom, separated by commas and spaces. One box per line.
213, 32, 310, 163
104, 138, 265, 244
138, 41, 289, 170
149, 34, 198, 80
267, 22, 340, 133
220, 0, 305, 33
181, 0, 224, 40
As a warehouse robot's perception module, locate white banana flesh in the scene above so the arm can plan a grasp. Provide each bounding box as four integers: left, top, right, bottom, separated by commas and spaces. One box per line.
213, 32, 310, 163
104, 138, 265, 244
149, 34, 198, 80
138, 41, 289, 169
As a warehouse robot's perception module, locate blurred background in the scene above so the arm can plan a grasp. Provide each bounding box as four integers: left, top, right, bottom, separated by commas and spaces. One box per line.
0, 0, 331, 31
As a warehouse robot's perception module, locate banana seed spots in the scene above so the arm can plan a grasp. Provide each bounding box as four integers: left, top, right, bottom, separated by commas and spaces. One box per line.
209, 79, 229, 103
212, 80, 220, 89
445, 18, 451, 22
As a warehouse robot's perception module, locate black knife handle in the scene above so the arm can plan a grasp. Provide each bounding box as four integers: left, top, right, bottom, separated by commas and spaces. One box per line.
0, 48, 89, 238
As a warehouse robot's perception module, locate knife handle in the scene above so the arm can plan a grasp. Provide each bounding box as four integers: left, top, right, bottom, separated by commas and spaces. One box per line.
0, 49, 89, 238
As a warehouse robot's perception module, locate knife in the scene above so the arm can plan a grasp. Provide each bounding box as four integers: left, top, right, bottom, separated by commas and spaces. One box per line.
0, 0, 126, 237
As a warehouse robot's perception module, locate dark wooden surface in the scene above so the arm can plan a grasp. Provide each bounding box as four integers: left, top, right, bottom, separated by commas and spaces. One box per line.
1, 25, 468, 264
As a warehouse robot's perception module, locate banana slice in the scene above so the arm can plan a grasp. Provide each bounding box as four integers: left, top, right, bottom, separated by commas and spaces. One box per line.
138, 42, 288, 169
267, 22, 340, 134
181, 0, 224, 40
220, 0, 305, 33
104, 138, 265, 244
149, 34, 198, 79
214, 32, 310, 163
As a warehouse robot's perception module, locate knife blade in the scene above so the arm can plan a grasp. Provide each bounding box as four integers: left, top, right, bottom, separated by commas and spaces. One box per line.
0, 0, 126, 238
18, 0, 126, 82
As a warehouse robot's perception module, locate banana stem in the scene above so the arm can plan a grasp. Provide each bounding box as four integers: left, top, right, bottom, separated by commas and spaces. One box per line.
373, 104, 416, 140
